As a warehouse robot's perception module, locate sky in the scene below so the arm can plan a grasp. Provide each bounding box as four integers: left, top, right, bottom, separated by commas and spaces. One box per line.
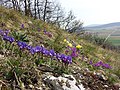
57, 0, 120, 26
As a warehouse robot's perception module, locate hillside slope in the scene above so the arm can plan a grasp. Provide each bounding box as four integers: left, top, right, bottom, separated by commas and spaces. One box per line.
0, 6, 120, 90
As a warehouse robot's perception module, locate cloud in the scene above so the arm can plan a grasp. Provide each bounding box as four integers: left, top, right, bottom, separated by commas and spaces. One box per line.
58, 0, 120, 25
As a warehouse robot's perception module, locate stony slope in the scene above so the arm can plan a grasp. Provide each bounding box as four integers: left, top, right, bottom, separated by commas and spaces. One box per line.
0, 6, 120, 90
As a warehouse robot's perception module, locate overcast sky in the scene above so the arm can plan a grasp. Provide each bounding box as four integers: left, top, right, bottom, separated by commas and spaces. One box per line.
57, 0, 120, 26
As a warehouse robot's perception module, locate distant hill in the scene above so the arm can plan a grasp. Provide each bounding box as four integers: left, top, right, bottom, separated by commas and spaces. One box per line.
84, 22, 120, 46
85, 22, 120, 30
85, 24, 101, 27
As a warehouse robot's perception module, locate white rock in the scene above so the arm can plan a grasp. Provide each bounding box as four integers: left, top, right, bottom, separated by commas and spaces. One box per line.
58, 76, 67, 82
104, 85, 108, 88
78, 84, 85, 90
44, 74, 85, 90
49, 76, 57, 80
29, 84, 34, 88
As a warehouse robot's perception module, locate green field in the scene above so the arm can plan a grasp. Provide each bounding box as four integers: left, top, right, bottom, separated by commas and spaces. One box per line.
108, 36, 120, 46
86, 29, 120, 46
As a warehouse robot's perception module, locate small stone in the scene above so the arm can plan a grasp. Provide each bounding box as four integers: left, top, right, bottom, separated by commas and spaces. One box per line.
84, 68, 90, 72
28, 20, 32, 24
35, 87, 42, 90
101, 75, 108, 80
29, 84, 34, 88
42, 84, 45, 87
104, 85, 108, 88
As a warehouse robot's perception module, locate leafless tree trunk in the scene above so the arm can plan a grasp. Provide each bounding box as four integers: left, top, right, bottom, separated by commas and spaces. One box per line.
43, 0, 47, 21
24, 0, 28, 15
37, 0, 40, 19
34, 0, 37, 19
28, 0, 32, 17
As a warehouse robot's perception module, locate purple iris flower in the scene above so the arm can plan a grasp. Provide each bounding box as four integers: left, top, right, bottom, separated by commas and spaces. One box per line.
29, 46, 42, 54
56, 53, 61, 60
43, 29, 47, 34
26, 45, 32, 50
0, 30, 10, 36
65, 50, 69, 54
93, 61, 111, 69
3, 35, 15, 43
0, 30, 6, 36
17, 41, 28, 49
102, 63, 112, 69
67, 56, 72, 64
71, 47, 77, 51
35, 46, 41, 52
98, 61, 103, 65
0, 30, 4, 36
21, 24, 24, 28
89, 60, 93, 65
60, 54, 67, 63
70, 47, 78, 57
30, 47, 36, 54
4, 30, 10, 35
71, 52, 78, 57
49, 50, 56, 57
44, 49, 50, 56
42, 48, 47, 54
93, 61, 104, 67
93, 62, 101, 67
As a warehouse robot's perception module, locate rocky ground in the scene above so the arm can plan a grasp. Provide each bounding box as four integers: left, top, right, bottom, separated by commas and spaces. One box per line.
21, 65, 120, 90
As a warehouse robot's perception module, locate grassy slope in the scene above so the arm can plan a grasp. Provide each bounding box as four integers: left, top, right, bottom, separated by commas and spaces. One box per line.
0, 6, 120, 89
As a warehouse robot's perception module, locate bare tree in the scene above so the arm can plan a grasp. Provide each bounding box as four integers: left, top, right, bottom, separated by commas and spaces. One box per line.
67, 20, 83, 33
0, 0, 83, 33
64, 11, 76, 30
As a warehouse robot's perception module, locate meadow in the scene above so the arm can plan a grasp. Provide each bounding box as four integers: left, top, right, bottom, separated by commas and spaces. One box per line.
86, 29, 120, 46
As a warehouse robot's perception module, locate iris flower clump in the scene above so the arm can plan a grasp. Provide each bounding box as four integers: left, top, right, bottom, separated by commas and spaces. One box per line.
0, 30, 10, 36
3, 35, 15, 43
15, 38, 72, 64
0, 28, 113, 70
17, 41, 28, 49
90, 60, 112, 69
70, 47, 78, 57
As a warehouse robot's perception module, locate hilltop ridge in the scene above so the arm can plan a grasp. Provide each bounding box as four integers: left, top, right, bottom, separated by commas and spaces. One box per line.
85, 22, 120, 30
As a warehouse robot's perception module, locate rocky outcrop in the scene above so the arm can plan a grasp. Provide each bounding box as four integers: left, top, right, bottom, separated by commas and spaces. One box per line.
43, 73, 85, 90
